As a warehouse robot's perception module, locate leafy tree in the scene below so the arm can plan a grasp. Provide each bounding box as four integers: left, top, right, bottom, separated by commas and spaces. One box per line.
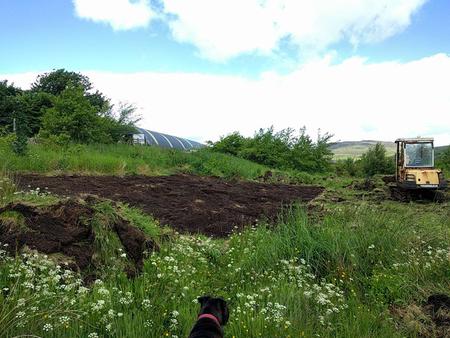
437, 146, 450, 172
40, 88, 138, 144
40, 86, 103, 143
241, 127, 291, 168
31, 69, 92, 96
11, 129, 28, 155
2, 72, 137, 146
210, 126, 334, 173
10, 98, 30, 156
17, 91, 53, 136
207, 132, 247, 157
31, 69, 109, 112
0, 80, 22, 132
335, 158, 361, 177
1, 80, 53, 137
289, 128, 333, 172
109, 102, 141, 126
360, 143, 394, 176
97, 102, 140, 143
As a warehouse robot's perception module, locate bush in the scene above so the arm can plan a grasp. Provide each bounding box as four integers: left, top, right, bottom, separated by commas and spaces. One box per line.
39, 87, 136, 144
11, 133, 27, 156
210, 127, 333, 173
335, 158, 361, 177
2, 70, 137, 145
436, 147, 450, 173
208, 131, 247, 156
360, 143, 394, 177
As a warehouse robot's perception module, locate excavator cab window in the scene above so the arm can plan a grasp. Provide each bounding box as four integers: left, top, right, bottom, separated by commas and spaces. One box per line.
404, 142, 433, 167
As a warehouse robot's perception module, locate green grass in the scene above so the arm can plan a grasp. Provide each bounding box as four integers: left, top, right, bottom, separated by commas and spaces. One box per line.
0, 138, 266, 180
1, 191, 449, 337
1, 142, 450, 337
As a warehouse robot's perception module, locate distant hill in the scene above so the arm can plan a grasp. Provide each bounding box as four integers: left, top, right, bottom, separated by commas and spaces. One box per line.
329, 141, 449, 160
436, 145, 449, 156
329, 140, 396, 160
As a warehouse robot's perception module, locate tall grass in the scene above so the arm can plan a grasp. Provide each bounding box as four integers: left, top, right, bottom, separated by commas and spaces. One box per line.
1, 201, 449, 337
0, 169, 16, 207
0, 139, 266, 180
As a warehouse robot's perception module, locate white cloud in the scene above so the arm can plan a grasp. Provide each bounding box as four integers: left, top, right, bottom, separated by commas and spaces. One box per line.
162, 0, 428, 61
2, 54, 450, 145
73, 0, 156, 30
72, 0, 428, 61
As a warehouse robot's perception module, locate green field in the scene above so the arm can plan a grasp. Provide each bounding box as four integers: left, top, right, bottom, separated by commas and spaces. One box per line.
330, 140, 449, 161
329, 140, 396, 160
1, 141, 449, 338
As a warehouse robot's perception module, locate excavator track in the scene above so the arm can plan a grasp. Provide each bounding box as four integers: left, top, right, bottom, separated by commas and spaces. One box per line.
388, 185, 447, 202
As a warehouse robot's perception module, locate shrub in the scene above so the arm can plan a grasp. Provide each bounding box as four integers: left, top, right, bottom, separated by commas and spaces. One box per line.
2, 70, 137, 145
208, 131, 247, 156
335, 158, 361, 177
210, 127, 333, 173
360, 143, 394, 177
436, 146, 450, 173
11, 133, 27, 156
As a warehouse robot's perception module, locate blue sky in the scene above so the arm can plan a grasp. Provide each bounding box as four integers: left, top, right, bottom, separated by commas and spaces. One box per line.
1, 0, 450, 144
2, 0, 450, 75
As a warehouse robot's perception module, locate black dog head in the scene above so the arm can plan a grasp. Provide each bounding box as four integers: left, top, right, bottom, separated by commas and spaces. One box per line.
197, 296, 229, 326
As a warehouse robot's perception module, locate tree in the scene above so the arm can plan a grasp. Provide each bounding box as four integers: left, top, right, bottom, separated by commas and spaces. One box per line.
311, 129, 334, 171
17, 92, 53, 136
40, 88, 138, 144
31, 69, 109, 112
437, 147, 450, 172
31, 69, 92, 96
240, 127, 292, 168
0, 80, 22, 132
97, 102, 141, 143
288, 128, 333, 172
40, 86, 103, 143
2, 71, 137, 145
361, 143, 394, 176
209, 132, 247, 156
335, 158, 361, 176
210, 126, 334, 173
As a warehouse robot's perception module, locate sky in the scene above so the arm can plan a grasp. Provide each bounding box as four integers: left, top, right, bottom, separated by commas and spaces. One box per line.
1, 0, 450, 144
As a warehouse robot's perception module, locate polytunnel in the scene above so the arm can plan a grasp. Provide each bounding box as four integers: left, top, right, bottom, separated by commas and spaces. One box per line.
132, 127, 204, 150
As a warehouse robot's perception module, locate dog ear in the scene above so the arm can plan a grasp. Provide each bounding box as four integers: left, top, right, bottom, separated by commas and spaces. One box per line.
197, 295, 211, 306
218, 298, 229, 325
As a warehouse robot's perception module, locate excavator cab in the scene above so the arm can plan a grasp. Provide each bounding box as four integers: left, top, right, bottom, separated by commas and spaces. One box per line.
395, 138, 447, 190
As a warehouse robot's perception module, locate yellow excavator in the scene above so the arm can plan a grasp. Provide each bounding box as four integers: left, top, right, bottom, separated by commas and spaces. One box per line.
391, 137, 447, 200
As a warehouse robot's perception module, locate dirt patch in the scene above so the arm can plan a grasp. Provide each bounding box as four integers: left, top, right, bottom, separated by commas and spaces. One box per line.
351, 178, 376, 191
18, 174, 324, 237
382, 175, 397, 184
0, 200, 157, 277
392, 294, 450, 337
113, 215, 158, 275
426, 294, 450, 328
0, 201, 95, 270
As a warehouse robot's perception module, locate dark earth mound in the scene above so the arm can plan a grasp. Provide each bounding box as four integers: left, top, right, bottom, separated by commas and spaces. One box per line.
0, 200, 157, 276
392, 294, 450, 338
425, 294, 450, 328
18, 174, 324, 237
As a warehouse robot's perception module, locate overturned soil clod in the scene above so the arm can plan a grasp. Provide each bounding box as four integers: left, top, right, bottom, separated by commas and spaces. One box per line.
0, 199, 157, 277
392, 294, 450, 338
352, 178, 376, 191
425, 294, 450, 327
113, 216, 158, 276
18, 174, 324, 237
0, 201, 95, 270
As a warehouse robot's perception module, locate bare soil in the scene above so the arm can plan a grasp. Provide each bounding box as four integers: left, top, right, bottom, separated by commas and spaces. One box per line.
392, 294, 450, 337
0, 200, 157, 276
18, 174, 324, 237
